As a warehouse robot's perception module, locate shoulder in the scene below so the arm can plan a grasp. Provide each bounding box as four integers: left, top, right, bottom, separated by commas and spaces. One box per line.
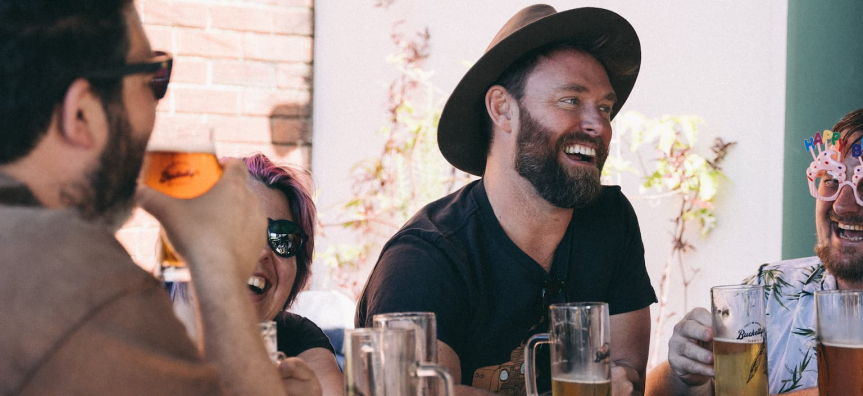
744, 256, 823, 312
276, 313, 335, 357
0, 206, 164, 391
11, 281, 210, 395
397, 180, 482, 239
743, 256, 824, 287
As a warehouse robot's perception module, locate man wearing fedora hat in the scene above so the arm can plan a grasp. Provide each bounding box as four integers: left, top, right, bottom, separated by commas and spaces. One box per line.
356, 5, 656, 395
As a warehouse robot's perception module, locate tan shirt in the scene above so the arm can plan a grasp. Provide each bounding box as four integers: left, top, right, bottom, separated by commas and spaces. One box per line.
0, 173, 222, 395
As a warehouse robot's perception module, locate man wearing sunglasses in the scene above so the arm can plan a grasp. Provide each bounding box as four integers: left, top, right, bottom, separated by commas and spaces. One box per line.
648, 108, 863, 396
356, 5, 656, 396
0, 1, 304, 395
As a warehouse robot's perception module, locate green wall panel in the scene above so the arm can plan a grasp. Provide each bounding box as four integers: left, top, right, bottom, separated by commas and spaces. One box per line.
783, 0, 863, 259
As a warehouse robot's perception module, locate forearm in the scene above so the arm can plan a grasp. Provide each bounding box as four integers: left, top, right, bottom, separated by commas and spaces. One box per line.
191, 251, 284, 395
646, 362, 714, 396
610, 307, 651, 392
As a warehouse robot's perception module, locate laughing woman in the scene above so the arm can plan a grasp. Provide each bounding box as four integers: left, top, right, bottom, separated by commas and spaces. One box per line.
169, 153, 341, 396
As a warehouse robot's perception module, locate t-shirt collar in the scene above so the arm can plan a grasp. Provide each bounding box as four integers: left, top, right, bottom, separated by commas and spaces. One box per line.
0, 172, 42, 207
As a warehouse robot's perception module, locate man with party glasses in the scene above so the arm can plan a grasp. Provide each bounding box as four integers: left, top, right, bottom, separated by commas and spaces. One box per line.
647, 108, 863, 396
0, 1, 316, 394
356, 5, 656, 396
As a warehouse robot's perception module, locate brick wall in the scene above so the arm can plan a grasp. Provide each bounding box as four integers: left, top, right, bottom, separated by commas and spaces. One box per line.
118, 0, 314, 270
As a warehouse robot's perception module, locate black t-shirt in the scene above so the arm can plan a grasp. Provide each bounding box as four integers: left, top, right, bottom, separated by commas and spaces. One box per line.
276, 312, 336, 357
355, 179, 656, 395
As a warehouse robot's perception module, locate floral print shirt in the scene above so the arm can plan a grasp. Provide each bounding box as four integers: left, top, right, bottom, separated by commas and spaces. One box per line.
743, 256, 836, 394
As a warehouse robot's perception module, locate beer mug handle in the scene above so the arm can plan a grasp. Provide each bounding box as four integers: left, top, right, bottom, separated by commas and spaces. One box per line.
416, 363, 455, 396
524, 333, 549, 396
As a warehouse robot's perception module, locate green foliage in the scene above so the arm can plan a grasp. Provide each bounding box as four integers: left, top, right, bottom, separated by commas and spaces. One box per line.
619, 112, 737, 368
317, 27, 473, 297
609, 112, 735, 239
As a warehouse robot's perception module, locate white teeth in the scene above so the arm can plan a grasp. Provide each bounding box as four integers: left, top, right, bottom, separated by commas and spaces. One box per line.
838, 223, 863, 231
564, 144, 596, 157
248, 276, 267, 291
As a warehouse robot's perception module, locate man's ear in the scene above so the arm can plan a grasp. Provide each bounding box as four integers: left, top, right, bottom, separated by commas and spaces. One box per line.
58, 78, 105, 148
485, 85, 515, 134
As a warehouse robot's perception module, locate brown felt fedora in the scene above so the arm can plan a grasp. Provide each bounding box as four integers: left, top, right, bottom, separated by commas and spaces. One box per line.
438, 5, 641, 176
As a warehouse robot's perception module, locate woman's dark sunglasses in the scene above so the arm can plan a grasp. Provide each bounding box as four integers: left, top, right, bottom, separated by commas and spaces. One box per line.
83, 51, 173, 100
267, 218, 308, 258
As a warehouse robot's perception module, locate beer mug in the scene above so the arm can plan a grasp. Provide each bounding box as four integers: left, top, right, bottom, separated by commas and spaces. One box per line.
815, 290, 863, 396
260, 320, 288, 365
525, 302, 611, 396
344, 328, 453, 396
142, 125, 222, 282
373, 312, 447, 396
711, 285, 768, 396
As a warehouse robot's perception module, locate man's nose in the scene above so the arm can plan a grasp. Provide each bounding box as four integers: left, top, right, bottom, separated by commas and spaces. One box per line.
833, 183, 862, 215
580, 107, 606, 136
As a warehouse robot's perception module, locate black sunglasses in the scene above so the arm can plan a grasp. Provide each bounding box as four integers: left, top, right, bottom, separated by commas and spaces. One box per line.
83, 51, 173, 100
267, 218, 308, 258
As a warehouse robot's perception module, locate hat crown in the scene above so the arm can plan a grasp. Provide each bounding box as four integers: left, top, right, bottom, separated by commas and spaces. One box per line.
486, 4, 557, 53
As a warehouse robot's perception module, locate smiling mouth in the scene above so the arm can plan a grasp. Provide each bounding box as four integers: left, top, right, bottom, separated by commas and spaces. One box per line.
563, 143, 596, 164
248, 276, 270, 295
835, 221, 863, 242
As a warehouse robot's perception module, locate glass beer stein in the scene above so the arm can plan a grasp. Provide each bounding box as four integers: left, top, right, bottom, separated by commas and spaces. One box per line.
344, 328, 453, 396
260, 320, 288, 365
373, 312, 448, 396
815, 290, 863, 396
142, 125, 221, 282
711, 285, 768, 396
525, 302, 611, 396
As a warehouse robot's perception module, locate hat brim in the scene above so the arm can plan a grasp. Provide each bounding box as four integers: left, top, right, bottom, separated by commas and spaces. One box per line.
438, 7, 641, 176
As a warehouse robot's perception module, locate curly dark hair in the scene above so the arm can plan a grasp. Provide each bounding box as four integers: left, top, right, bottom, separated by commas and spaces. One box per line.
0, 0, 132, 164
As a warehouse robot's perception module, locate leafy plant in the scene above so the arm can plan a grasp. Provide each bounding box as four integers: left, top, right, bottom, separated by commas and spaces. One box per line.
317, 18, 473, 298
606, 112, 736, 368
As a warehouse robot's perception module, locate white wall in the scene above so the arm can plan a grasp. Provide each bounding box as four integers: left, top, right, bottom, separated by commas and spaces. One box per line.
312, 0, 787, 365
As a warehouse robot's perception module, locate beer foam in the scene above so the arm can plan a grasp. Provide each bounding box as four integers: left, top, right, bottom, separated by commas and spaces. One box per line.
713, 337, 764, 344
552, 376, 611, 384
147, 140, 215, 153
821, 341, 863, 349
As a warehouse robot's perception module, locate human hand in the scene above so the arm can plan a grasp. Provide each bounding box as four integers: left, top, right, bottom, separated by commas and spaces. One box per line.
667, 308, 715, 387
137, 159, 265, 279
611, 364, 641, 396
279, 357, 323, 396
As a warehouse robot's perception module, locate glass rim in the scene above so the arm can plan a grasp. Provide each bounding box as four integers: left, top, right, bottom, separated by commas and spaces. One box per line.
815, 289, 863, 300
549, 302, 608, 309
710, 284, 764, 292
345, 327, 414, 336
372, 311, 436, 319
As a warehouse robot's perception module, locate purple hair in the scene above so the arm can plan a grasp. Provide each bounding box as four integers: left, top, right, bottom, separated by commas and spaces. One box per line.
244, 153, 316, 310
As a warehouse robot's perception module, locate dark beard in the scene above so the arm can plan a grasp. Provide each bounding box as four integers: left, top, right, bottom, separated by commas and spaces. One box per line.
61, 100, 148, 229
815, 215, 863, 283
514, 102, 608, 208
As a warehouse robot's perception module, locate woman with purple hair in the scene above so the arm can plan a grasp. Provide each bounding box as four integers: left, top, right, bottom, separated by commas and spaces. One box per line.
170, 153, 341, 395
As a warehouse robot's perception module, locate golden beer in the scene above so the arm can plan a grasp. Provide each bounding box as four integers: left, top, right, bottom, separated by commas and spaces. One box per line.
142, 150, 222, 271
712, 338, 768, 396
817, 342, 863, 396
551, 378, 610, 396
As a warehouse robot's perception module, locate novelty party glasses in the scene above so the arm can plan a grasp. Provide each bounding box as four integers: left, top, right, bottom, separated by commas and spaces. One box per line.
84, 51, 173, 100
268, 218, 308, 258
805, 130, 863, 206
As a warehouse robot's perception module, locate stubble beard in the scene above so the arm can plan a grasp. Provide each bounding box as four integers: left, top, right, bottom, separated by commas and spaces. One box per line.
61, 99, 148, 230
514, 102, 608, 209
815, 219, 863, 284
